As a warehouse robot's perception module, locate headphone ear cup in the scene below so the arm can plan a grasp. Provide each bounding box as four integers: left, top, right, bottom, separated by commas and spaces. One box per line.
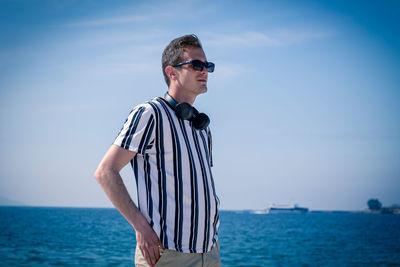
175, 103, 194, 120
193, 113, 210, 130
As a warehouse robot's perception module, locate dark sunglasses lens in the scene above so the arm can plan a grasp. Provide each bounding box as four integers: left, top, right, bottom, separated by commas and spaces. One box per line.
191, 60, 215, 72
206, 62, 215, 72
191, 60, 204, 71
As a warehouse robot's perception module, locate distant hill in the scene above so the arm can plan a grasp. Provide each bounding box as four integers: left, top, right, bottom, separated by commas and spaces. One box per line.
0, 196, 26, 206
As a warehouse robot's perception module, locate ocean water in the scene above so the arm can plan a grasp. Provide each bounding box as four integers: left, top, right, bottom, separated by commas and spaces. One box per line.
0, 207, 399, 266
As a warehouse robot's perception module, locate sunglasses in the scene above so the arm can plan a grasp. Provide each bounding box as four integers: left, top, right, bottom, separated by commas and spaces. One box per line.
173, 60, 215, 73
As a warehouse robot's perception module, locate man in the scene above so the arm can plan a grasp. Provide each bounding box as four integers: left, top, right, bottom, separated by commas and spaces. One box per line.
94, 34, 220, 267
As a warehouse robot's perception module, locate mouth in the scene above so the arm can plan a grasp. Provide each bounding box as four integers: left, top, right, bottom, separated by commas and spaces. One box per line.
198, 78, 207, 83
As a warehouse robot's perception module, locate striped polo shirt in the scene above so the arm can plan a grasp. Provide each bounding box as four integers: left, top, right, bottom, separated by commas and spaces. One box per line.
113, 97, 220, 253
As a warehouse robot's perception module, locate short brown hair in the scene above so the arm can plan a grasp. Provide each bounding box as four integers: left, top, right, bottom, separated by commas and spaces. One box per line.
161, 34, 203, 86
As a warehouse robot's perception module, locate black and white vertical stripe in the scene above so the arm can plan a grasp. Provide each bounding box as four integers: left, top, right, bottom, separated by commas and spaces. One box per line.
114, 97, 220, 253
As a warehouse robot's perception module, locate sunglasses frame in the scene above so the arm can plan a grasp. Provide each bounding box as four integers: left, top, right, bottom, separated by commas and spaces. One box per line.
172, 60, 215, 73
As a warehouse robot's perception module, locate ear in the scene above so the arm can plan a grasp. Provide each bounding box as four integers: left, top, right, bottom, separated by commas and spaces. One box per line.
165, 65, 177, 81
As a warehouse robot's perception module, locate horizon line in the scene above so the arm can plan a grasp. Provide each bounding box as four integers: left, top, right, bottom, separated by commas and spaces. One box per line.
0, 204, 372, 212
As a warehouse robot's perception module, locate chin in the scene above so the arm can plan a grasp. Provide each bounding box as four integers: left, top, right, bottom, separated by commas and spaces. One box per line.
198, 86, 208, 94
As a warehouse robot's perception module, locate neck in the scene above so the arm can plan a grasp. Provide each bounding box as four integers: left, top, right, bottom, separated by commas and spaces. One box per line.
167, 86, 196, 105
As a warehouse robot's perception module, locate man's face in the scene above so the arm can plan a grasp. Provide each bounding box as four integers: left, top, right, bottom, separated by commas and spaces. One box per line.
174, 47, 209, 97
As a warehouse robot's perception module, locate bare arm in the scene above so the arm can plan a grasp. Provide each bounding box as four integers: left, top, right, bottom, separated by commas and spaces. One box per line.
94, 144, 164, 266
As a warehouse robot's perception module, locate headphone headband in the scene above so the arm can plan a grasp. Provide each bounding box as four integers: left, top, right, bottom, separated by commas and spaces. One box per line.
163, 92, 210, 130
164, 93, 178, 109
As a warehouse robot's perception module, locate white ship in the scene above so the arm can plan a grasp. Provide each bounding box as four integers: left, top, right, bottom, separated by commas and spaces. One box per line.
264, 204, 309, 214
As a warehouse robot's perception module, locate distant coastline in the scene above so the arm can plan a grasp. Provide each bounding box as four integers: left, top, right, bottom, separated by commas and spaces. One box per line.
0, 196, 26, 207
1, 198, 399, 215
3, 206, 399, 215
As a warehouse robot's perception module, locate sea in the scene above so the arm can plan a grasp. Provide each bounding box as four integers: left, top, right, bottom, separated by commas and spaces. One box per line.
0, 207, 399, 266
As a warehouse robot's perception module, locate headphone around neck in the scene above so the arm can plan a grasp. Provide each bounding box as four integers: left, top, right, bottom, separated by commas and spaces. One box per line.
163, 92, 210, 130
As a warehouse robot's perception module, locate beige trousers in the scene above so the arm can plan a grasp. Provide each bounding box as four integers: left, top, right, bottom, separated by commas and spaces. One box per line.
135, 242, 221, 267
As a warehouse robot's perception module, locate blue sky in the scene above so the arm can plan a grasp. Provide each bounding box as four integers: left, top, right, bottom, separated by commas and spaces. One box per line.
0, 0, 399, 210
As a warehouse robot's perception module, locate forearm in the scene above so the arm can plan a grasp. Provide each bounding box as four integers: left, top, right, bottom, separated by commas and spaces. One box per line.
95, 168, 149, 232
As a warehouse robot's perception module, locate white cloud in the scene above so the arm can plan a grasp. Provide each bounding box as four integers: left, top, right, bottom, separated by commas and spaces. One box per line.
62, 14, 149, 27
205, 32, 281, 47
103, 62, 159, 75
272, 28, 333, 44
204, 29, 333, 48
213, 63, 247, 80
58, 0, 219, 29
66, 30, 167, 47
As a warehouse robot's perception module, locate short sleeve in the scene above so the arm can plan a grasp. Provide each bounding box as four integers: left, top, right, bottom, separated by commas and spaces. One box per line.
114, 104, 155, 155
